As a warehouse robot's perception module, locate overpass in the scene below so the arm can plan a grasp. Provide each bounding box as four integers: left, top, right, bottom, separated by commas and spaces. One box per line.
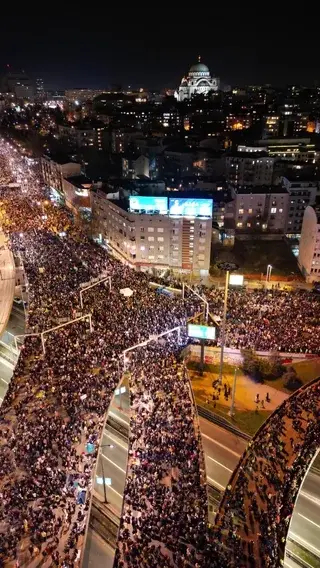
214, 377, 320, 568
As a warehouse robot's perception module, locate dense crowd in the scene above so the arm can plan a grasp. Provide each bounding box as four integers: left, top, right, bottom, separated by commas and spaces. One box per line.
213, 378, 320, 568
0, 138, 319, 568
115, 345, 207, 568
0, 142, 205, 568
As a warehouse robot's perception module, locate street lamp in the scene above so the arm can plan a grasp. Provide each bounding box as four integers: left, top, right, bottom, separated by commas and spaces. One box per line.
266, 264, 272, 284
217, 261, 239, 384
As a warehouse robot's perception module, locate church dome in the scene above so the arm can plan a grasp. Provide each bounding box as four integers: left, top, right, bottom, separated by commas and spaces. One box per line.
188, 62, 210, 75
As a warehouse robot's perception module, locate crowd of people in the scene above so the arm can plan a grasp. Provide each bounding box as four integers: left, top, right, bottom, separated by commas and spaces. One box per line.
213, 378, 320, 568
0, 137, 319, 568
0, 141, 206, 568
115, 344, 207, 568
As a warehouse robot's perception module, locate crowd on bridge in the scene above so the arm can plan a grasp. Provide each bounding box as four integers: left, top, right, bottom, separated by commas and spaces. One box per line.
0, 138, 319, 568
213, 378, 320, 568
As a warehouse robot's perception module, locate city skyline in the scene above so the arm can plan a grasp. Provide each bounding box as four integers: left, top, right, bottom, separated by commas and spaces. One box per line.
0, 15, 319, 90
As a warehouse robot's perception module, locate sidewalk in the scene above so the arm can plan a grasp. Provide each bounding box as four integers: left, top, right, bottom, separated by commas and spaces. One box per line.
0, 230, 15, 338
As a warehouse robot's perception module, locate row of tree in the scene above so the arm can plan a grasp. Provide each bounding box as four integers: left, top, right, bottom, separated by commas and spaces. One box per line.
241, 349, 303, 391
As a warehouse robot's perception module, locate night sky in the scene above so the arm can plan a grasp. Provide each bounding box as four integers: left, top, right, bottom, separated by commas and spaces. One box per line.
0, 13, 318, 90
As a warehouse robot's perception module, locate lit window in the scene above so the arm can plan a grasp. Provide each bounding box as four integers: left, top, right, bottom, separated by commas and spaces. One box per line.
279, 208, 283, 213
157, 237, 164, 242
148, 227, 154, 232
237, 222, 243, 227
271, 207, 277, 213
148, 236, 154, 242
238, 209, 244, 214
248, 208, 253, 214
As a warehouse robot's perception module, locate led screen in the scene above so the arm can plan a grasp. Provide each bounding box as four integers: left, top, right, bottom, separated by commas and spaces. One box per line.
129, 196, 168, 214
229, 274, 244, 286
169, 198, 213, 218
188, 324, 216, 340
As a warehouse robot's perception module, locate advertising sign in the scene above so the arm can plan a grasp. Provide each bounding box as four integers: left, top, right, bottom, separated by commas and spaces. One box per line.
188, 324, 216, 340
129, 196, 168, 214
169, 198, 213, 218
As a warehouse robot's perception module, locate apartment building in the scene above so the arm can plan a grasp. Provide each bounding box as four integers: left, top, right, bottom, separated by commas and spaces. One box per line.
91, 192, 212, 275
232, 186, 289, 233
41, 154, 81, 194
298, 206, 320, 282
226, 149, 274, 186
282, 175, 318, 235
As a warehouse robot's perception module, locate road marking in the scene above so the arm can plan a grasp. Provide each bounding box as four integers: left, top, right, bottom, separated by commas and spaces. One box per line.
107, 485, 123, 498
290, 530, 320, 557
300, 491, 320, 507
101, 454, 126, 474
109, 410, 129, 426
201, 433, 242, 458
0, 377, 9, 384
0, 357, 14, 370
207, 476, 225, 491
297, 514, 320, 531
104, 431, 128, 451
206, 455, 233, 473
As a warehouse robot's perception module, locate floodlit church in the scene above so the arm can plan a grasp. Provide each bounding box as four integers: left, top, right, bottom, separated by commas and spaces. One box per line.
175, 57, 219, 101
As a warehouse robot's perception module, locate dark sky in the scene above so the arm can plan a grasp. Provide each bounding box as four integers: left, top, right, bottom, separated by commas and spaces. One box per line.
0, 13, 319, 90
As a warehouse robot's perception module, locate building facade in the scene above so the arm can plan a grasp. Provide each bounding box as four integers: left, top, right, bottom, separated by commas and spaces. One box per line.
41, 155, 82, 195
91, 192, 212, 275
226, 149, 274, 186
232, 186, 289, 233
281, 176, 318, 235
298, 206, 320, 282
175, 58, 219, 102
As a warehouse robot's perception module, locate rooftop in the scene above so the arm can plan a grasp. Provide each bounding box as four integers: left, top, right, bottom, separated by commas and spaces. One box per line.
65, 175, 91, 188
43, 152, 79, 165
234, 185, 289, 195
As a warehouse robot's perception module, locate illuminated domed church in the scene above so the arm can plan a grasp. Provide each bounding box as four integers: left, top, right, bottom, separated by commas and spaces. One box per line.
175, 57, 219, 101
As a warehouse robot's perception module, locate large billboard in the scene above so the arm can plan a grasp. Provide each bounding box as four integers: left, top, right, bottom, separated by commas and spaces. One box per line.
188, 324, 216, 340
169, 198, 213, 218
129, 196, 168, 214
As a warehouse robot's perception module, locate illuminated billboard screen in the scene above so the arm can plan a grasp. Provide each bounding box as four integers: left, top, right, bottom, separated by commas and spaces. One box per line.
129, 196, 168, 214
169, 198, 213, 218
188, 324, 216, 340
229, 274, 244, 286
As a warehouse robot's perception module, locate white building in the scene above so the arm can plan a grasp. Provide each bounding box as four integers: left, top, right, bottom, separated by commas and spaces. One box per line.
175, 58, 219, 102
91, 192, 212, 275
232, 186, 289, 232
281, 176, 318, 235
298, 206, 320, 282
226, 149, 274, 186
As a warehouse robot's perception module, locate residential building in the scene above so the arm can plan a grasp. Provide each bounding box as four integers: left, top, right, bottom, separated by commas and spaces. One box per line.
225, 150, 274, 186
2, 71, 34, 100
65, 89, 104, 104
58, 121, 107, 150
41, 154, 81, 195
232, 186, 289, 233
256, 137, 318, 162
298, 206, 320, 282
62, 175, 92, 213
91, 192, 212, 275
122, 154, 150, 179
282, 175, 318, 235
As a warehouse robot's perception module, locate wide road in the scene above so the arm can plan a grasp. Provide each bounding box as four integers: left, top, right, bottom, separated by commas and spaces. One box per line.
82, 528, 115, 568
94, 427, 127, 514
0, 357, 13, 404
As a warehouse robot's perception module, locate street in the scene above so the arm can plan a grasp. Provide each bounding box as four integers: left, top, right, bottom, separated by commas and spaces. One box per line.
82, 529, 115, 568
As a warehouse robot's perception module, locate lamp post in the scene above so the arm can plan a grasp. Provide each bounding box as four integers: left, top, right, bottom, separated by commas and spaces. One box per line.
228, 367, 238, 418
266, 264, 272, 284
182, 282, 209, 322
217, 262, 239, 384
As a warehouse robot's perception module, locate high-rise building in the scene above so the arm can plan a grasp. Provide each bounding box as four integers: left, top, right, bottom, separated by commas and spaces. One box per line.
2, 71, 34, 100
91, 193, 213, 275
281, 175, 318, 235
231, 186, 289, 233
226, 147, 274, 186
36, 78, 45, 100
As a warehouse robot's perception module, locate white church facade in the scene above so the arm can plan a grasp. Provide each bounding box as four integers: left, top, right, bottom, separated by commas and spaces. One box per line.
175, 58, 219, 102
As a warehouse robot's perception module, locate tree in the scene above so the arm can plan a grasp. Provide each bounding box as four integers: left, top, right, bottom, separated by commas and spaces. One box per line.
241, 349, 265, 382
268, 352, 285, 379
282, 367, 303, 391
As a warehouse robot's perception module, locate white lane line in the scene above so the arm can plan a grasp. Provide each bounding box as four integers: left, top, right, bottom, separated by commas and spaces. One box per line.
290, 530, 320, 557
207, 476, 225, 491
109, 410, 129, 426
107, 485, 123, 498
101, 454, 126, 474
206, 455, 233, 473
298, 514, 320, 530
104, 431, 128, 451
0, 357, 14, 370
300, 491, 320, 507
201, 433, 242, 458
0, 377, 9, 384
